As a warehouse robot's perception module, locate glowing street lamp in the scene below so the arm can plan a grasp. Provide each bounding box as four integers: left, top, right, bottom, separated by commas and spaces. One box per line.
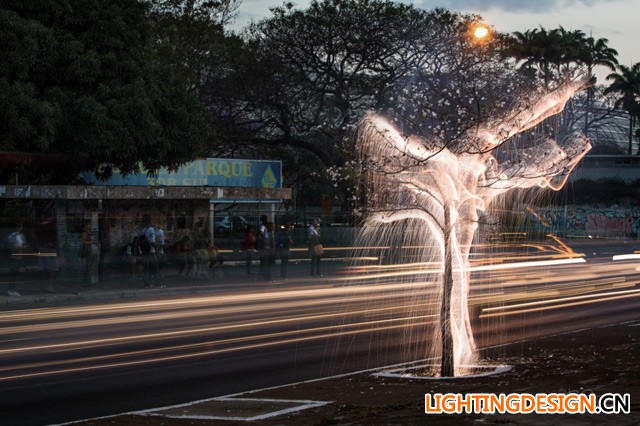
473, 24, 489, 40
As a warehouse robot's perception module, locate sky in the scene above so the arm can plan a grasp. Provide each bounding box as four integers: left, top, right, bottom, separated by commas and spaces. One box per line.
234, 0, 639, 82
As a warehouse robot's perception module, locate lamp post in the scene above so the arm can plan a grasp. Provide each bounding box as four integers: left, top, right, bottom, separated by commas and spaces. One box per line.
473, 25, 489, 41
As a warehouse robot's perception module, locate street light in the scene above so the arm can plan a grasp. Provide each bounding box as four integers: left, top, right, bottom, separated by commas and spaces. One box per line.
473, 25, 489, 40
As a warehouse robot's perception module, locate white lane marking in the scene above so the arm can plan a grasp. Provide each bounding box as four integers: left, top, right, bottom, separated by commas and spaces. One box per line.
137, 397, 332, 422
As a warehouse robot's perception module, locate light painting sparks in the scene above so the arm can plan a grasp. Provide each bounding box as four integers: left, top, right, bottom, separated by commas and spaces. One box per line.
354, 78, 591, 375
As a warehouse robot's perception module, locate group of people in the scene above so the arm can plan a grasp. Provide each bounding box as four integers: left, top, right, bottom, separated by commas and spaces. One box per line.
121, 215, 166, 288
122, 216, 223, 285
242, 216, 323, 282
4, 214, 326, 296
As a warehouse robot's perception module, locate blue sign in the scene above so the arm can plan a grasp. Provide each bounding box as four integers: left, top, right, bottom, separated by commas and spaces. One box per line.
83, 159, 282, 189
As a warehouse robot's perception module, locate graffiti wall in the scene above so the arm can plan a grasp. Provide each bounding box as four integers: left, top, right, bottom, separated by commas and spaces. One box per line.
527, 204, 640, 238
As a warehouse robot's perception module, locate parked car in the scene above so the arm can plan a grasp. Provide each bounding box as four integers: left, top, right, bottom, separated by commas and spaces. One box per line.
214, 216, 249, 235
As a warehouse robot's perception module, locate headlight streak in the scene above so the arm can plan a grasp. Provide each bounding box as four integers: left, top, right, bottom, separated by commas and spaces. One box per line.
0, 301, 435, 356
0, 315, 438, 382
0, 281, 442, 324
469, 257, 586, 272
338, 257, 586, 281
0, 293, 428, 337
469, 277, 632, 306
479, 288, 640, 318
1, 243, 638, 390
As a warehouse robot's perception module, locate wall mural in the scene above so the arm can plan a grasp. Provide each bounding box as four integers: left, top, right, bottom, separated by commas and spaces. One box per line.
526, 205, 640, 238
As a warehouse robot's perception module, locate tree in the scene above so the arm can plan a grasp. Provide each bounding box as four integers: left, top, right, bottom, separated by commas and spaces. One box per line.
503, 27, 567, 87
208, 2, 501, 207
558, 86, 627, 154
502, 27, 620, 154
148, 0, 244, 158
0, 0, 211, 183
243, 0, 435, 165
575, 35, 618, 129
342, 11, 591, 376
502, 27, 618, 85
605, 63, 640, 154
579, 35, 618, 77
355, 78, 590, 377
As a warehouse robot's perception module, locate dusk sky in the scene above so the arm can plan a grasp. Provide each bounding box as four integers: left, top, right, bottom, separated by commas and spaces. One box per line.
235, 0, 639, 81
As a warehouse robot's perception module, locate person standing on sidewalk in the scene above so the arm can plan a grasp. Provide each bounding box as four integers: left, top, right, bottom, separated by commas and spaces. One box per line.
257, 215, 268, 276
156, 226, 167, 273
260, 222, 275, 282
125, 236, 142, 280
81, 222, 94, 286
242, 226, 256, 274
276, 224, 294, 279
172, 236, 191, 277
6, 222, 26, 297
141, 216, 163, 288
35, 211, 59, 293
307, 219, 323, 276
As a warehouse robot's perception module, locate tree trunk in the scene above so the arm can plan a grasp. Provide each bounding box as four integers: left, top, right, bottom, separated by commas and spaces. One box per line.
628, 114, 634, 156
584, 86, 592, 131
440, 205, 454, 377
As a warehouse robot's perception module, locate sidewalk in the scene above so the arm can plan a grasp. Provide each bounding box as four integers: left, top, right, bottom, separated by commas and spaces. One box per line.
73, 321, 640, 425
0, 258, 344, 305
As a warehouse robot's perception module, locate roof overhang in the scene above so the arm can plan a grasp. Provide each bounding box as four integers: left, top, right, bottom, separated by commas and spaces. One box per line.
0, 185, 292, 200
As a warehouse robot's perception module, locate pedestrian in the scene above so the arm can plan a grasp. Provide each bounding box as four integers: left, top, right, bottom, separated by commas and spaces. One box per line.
242, 225, 256, 274
141, 216, 163, 288
81, 222, 94, 286
257, 215, 268, 276
156, 226, 167, 272
260, 222, 275, 282
125, 236, 142, 280
6, 222, 26, 297
207, 243, 225, 275
276, 225, 294, 279
171, 236, 191, 277
307, 218, 323, 276
34, 210, 59, 293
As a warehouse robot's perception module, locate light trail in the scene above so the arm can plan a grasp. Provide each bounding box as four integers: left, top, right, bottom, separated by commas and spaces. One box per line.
0, 301, 435, 356
338, 257, 586, 281
479, 288, 640, 318
469, 257, 586, 272
612, 254, 640, 261
1, 247, 639, 392
0, 292, 432, 337
0, 316, 438, 382
470, 277, 633, 306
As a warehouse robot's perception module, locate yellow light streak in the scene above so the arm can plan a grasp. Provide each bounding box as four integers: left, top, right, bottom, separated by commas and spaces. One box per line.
0, 281, 446, 324
0, 301, 435, 356
470, 257, 586, 272
0, 317, 437, 382
479, 288, 640, 318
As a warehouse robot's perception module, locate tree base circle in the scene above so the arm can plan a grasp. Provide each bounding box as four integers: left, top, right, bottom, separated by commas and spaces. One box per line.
373, 364, 512, 380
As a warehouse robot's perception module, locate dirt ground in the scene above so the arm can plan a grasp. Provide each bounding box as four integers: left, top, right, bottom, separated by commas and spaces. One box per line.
76, 321, 639, 426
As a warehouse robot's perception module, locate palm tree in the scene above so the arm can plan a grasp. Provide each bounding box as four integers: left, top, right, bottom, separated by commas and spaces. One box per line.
504, 29, 539, 72
581, 36, 619, 76
529, 27, 565, 87
605, 63, 640, 154
579, 36, 618, 129
556, 27, 586, 72
505, 27, 580, 87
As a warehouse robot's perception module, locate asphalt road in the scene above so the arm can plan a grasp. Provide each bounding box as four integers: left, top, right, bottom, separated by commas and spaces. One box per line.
0, 239, 639, 425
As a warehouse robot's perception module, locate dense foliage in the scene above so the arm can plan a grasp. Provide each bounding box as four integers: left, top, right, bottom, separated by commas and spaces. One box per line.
1, 0, 639, 204
0, 0, 211, 183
